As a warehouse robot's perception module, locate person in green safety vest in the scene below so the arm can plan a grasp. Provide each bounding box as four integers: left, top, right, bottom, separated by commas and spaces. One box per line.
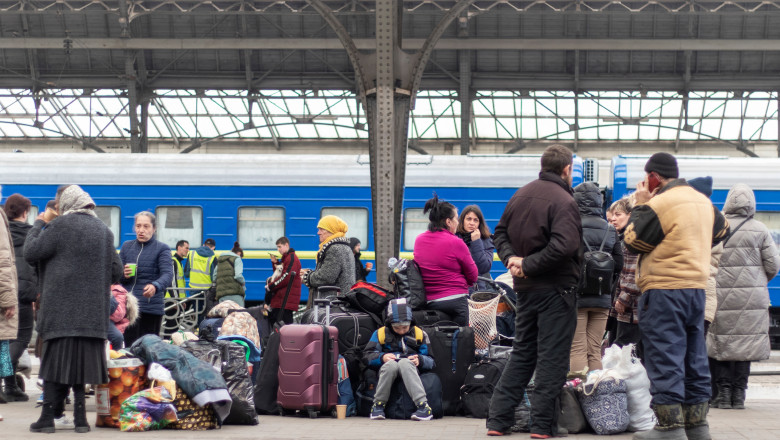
187, 238, 216, 292
168, 240, 189, 298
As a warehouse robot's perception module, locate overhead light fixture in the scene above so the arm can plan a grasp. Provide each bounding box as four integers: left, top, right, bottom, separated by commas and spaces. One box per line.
354, 122, 365, 130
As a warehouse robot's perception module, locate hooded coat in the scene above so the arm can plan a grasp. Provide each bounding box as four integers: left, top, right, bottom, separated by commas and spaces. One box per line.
573, 182, 624, 309
707, 184, 780, 361
363, 299, 435, 372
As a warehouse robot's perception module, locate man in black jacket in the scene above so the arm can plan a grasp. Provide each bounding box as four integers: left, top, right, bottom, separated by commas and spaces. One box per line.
487, 145, 582, 438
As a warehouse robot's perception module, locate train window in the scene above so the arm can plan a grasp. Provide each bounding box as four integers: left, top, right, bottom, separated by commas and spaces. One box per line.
94, 206, 121, 248
321, 207, 368, 247
754, 212, 780, 246
403, 208, 428, 251
155, 206, 203, 249
238, 207, 285, 250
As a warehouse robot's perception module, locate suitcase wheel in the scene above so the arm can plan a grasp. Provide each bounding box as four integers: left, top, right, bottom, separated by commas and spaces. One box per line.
307, 408, 318, 419
278, 405, 296, 417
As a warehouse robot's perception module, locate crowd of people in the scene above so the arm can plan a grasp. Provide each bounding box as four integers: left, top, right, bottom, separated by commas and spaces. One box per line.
0, 147, 777, 437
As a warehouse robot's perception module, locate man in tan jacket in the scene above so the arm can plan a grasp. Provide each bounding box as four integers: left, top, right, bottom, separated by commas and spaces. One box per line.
624, 154, 729, 440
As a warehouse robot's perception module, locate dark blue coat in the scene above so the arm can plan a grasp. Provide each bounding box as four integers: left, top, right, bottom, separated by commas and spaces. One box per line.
119, 237, 173, 315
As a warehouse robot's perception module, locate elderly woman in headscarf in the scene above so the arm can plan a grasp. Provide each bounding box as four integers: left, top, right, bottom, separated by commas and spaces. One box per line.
24, 185, 122, 433
301, 215, 356, 304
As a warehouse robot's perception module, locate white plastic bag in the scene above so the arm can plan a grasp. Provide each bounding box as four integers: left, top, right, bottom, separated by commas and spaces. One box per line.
146, 363, 173, 382
601, 344, 655, 432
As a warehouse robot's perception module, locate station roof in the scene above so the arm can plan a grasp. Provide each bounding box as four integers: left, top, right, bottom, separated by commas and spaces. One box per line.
1, 1, 780, 148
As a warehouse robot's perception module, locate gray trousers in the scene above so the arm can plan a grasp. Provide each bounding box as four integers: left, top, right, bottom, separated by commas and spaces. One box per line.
374, 358, 427, 404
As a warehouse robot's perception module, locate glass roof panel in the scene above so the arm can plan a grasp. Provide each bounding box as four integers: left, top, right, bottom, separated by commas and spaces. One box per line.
0, 88, 777, 144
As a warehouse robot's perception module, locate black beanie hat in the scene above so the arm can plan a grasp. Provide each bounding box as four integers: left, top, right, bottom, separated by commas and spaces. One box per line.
644, 152, 679, 179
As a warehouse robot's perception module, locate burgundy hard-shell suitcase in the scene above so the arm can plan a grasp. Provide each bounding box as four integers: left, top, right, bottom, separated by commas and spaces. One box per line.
277, 300, 339, 418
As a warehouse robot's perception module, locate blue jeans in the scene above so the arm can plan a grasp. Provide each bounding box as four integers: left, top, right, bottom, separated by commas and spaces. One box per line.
638, 288, 710, 405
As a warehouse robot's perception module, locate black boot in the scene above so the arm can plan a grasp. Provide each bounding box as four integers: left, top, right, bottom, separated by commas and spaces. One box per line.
72, 384, 90, 433
4, 375, 29, 402
683, 402, 711, 440
714, 384, 732, 409
731, 387, 746, 410
30, 381, 57, 433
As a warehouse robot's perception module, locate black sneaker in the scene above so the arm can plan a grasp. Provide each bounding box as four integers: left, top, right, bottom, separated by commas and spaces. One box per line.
411, 401, 433, 421
370, 401, 386, 420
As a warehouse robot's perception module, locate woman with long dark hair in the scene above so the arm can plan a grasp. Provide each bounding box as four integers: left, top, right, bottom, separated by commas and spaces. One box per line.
24, 185, 122, 433
413, 194, 478, 326
456, 205, 495, 291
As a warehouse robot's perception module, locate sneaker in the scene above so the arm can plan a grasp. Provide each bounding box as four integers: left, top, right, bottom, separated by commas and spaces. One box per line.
487, 430, 509, 437
54, 415, 75, 430
369, 401, 386, 420
411, 401, 433, 421
36, 392, 44, 406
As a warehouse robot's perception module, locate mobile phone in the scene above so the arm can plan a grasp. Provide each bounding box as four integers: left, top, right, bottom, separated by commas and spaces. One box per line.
647, 173, 661, 192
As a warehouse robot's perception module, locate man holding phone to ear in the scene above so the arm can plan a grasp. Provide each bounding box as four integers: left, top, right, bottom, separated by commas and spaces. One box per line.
624, 153, 729, 440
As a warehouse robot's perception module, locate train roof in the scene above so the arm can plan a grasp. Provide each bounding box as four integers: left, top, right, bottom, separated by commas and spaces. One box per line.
0, 153, 578, 188
612, 155, 780, 190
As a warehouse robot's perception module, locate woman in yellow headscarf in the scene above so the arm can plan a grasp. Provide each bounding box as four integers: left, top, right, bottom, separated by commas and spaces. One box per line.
301, 215, 356, 304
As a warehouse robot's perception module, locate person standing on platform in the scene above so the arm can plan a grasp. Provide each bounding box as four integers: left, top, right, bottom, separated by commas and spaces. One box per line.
487, 145, 582, 438
169, 240, 189, 297
214, 241, 247, 307
120, 212, 173, 347
2, 194, 35, 402
24, 185, 122, 433
624, 153, 729, 440
187, 238, 216, 292
266, 237, 301, 325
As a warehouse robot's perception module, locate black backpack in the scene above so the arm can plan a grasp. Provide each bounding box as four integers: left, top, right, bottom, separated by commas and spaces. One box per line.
580, 225, 615, 296
388, 259, 426, 310
460, 357, 509, 418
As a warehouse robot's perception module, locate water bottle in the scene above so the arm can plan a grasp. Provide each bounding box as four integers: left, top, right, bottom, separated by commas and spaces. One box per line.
387, 257, 398, 269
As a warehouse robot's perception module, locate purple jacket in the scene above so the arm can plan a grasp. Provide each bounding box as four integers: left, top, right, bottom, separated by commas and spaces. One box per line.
414, 230, 479, 301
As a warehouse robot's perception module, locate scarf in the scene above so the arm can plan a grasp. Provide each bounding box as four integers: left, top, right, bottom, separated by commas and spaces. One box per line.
58, 185, 97, 217
317, 215, 348, 250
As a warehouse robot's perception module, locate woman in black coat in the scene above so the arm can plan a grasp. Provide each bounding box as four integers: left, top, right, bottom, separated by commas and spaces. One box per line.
24, 185, 122, 433
2, 194, 36, 402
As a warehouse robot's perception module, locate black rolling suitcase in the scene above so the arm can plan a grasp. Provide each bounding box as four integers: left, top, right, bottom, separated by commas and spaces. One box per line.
422, 322, 476, 416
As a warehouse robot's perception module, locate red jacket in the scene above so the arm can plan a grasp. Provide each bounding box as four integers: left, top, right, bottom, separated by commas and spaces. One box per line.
266, 250, 302, 310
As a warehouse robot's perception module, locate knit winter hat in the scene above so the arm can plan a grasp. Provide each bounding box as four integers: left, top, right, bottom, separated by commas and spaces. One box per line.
688, 176, 714, 198
58, 185, 97, 217
644, 152, 679, 179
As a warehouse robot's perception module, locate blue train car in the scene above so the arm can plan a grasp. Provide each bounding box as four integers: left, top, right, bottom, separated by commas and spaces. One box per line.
610, 155, 780, 342
0, 153, 583, 303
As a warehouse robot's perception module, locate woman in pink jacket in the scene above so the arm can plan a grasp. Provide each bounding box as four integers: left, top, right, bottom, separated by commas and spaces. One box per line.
413, 194, 478, 326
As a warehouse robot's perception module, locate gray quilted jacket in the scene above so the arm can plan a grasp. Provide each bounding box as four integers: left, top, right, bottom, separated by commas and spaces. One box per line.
707, 183, 780, 361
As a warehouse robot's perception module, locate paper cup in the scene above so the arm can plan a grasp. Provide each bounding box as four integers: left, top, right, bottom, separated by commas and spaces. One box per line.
127, 263, 137, 276
336, 404, 347, 419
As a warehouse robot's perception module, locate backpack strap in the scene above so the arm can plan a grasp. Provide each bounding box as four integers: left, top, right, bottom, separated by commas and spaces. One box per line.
722, 215, 753, 247
413, 326, 423, 344
598, 224, 613, 252
378, 326, 386, 345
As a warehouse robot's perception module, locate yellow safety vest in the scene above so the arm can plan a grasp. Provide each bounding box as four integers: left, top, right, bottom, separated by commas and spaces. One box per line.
188, 251, 215, 291
167, 257, 186, 297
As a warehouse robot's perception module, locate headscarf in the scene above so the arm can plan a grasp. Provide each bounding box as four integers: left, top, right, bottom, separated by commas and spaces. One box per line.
317, 215, 348, 250
58, 185, 97, 217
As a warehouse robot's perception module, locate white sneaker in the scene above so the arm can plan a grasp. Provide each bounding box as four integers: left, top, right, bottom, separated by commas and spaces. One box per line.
54, 415, 75, 430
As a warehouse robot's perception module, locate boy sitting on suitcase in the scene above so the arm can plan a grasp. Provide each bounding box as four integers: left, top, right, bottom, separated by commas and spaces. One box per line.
364, 298, 436, 421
